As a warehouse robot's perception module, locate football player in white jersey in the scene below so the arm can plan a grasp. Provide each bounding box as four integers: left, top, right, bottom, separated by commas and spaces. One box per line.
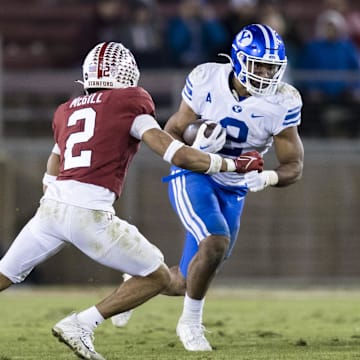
113, 23, 304, 351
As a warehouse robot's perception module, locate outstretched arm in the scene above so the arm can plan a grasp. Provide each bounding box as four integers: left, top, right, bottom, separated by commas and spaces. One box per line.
134, 113, 264, 175
142, 127, 230, 173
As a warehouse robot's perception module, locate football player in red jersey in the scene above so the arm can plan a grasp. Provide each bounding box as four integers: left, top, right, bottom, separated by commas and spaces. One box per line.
0, 42, 263, 360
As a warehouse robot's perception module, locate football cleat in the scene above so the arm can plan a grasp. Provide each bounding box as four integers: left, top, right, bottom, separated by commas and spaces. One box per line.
52, 313, 105, 360
111, 310, 133, 328
176, 320, 212, 351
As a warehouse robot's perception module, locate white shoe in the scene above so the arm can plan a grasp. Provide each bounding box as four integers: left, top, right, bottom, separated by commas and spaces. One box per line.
176, 320, 212, 351
111, 310, 133, 328
52, 313, 105, 360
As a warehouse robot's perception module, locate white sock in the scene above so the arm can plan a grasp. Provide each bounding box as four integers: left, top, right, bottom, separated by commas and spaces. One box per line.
180, 293, 205, 324
77, 306, 104, 330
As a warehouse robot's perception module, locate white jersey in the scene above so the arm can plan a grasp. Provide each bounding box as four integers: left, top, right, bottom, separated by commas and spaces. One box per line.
182, 62, 302, 187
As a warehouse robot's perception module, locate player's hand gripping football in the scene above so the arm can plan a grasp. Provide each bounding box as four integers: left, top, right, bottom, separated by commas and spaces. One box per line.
192, 123, 226, 153
233, 151, 264, 173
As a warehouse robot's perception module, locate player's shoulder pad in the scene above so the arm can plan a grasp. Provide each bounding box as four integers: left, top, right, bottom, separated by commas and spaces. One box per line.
127, 86, 152, 98
136, 86, 151, 96
57, 101, 68, 113
129, 86, 155, 105
111, 86, 151, 98
266, 82, 302, 108
188, 62, 220, 86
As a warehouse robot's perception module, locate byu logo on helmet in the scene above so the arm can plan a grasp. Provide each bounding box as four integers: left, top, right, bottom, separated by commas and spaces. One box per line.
238, 30, 253, 46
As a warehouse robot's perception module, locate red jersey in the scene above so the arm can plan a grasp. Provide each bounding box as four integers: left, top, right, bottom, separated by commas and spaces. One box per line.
53, 87, 155, 197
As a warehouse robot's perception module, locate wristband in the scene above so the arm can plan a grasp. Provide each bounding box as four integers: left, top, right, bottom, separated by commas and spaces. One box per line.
42, 173, 57, 186
163, 140, 185, 163
224, 158, 236, 172
205, 154, 223, 174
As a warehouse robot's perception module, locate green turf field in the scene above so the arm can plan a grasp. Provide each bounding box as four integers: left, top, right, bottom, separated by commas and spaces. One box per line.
2, 285, 360, 359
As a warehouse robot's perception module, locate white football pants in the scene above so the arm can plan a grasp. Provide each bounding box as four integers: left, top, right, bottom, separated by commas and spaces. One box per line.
0, 199, 164, 283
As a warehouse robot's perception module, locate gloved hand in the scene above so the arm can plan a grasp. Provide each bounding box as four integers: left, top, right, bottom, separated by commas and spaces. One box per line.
244, 170, 279, 192
233, 151, 264, 173
192, 123, 226, 153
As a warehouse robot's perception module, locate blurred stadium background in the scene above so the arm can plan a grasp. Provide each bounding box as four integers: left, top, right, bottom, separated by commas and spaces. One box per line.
0, 0, 359, 286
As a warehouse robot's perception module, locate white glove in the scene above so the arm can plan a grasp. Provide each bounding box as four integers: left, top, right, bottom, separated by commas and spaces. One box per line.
244, 170, 279, 192
192, 123, 226, 153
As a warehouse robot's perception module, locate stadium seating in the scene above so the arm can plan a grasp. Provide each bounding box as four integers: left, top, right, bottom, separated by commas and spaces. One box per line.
0, 1, 97, 68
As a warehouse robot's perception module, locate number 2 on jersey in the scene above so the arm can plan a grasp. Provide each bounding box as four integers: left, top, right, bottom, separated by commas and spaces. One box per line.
220, 117, 249, 157
64, 108, 96, 170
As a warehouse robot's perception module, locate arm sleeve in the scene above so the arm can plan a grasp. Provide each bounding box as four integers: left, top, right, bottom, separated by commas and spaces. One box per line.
130, 114, 161, 140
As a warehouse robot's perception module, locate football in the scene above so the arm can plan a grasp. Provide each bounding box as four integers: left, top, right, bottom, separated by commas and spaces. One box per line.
182, 119, 218, 146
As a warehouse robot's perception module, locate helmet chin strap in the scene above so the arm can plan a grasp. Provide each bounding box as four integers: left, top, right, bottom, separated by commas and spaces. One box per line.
218, 53, 246, 100
229, 72, 250, 101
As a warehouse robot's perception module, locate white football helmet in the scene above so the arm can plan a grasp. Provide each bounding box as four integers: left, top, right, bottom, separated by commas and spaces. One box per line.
81, 42, 140, 91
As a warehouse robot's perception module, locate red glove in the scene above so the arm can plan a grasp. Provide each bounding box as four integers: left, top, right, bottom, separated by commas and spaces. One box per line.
234, 151, 264, 173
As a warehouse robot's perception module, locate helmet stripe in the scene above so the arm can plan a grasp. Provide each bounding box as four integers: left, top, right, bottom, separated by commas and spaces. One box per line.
257, 24, 276, 55
97, 42, 109, 79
